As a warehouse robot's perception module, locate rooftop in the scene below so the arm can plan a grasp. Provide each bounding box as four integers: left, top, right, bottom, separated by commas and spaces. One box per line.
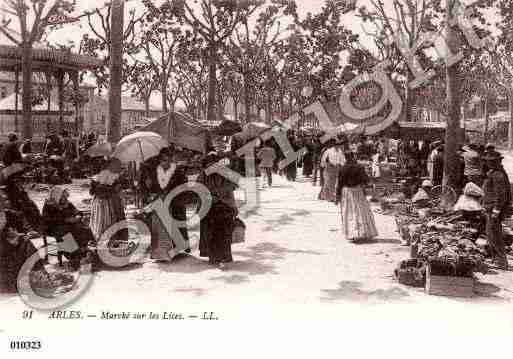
0, 71, 96, 88
0, 44, 102, 72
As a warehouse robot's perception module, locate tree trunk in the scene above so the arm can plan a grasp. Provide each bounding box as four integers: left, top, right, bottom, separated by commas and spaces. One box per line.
484, 95, 489, 143
233, 98, 239, 122
509, 90, 513, 150
161, 77, 168, 113
14, 68, 19, 133
21, 42, 33, 139
144, 95, 150, 117
443, 0, 463, 190
57, 70, 64, 134
207, 46, 217, 122
405, 72, 414, 122
108, 0, 124, 143
244, 74, 251, 124
265, 87, 272, 124
279, 93, 284, 121
217, 89, 223, 121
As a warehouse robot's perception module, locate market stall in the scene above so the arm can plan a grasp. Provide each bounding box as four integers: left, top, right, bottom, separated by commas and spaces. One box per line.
393, 183, 513, 297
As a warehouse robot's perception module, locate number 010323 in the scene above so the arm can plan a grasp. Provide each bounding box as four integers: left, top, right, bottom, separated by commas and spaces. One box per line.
10, 341, 42, 350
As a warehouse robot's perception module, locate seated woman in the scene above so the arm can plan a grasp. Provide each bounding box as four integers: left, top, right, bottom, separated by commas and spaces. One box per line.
89, 158, 127, 242
42, 186, 94, 269
0, 188, 46, 293
412, 180, 433, 209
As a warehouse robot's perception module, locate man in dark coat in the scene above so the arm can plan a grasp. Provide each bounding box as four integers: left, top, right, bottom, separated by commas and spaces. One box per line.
2, 133, 22, 166
432, 145, 444, 186
482, 151, 511, 269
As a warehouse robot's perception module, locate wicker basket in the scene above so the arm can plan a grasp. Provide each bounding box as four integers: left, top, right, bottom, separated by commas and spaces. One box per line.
231, 218, 246, 244
394, 259, 426, 287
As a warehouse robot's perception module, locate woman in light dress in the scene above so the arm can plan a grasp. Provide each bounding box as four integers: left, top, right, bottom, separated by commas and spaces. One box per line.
335, 152, 378, 242
319, 140, 346, 202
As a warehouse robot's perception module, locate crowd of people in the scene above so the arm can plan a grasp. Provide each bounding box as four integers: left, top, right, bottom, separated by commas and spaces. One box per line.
0, 130, 104, 185
0, 127, 512, 293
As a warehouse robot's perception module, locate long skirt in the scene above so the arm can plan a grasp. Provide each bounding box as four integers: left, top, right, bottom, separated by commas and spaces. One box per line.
319, 164, 338, 202
90, 194, 126, 242
204, 201, 235, 264
285, 162, 297, 181
339, 186, 378, 241
150, 201, 189, 260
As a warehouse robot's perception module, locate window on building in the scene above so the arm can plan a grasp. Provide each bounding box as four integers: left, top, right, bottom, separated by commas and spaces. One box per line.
0, 87, 6, 99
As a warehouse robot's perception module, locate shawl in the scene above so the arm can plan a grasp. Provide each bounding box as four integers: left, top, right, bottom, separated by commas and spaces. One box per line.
48, 186, 66, 205
157, 163, 176, 190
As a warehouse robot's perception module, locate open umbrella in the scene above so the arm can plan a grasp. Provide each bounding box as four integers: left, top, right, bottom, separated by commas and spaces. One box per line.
112, 131, 168, 163
84, 141, 112, 158
214, 119, 243, 136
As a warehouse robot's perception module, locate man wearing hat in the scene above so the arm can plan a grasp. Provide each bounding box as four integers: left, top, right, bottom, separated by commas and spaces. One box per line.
482, 150, 511, 269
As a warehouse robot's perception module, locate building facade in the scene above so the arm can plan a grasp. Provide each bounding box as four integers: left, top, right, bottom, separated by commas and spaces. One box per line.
84, 95, 162, 136
0, 72, 163, 139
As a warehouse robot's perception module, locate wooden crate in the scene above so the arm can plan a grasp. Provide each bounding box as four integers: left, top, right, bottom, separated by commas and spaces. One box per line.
425, 265, 475, 298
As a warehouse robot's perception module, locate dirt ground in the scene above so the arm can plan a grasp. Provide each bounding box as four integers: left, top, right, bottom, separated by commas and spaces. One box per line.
2, 164, 513, 320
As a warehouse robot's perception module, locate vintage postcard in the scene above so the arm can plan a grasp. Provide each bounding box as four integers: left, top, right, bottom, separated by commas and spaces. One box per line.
1, 0, 513, 356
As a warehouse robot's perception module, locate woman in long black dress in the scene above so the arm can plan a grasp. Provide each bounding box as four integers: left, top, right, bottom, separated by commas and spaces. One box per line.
198, 151, 237, 268
302, 136, 314, 178
150, 148, 190, 260
285, 132, 298, 181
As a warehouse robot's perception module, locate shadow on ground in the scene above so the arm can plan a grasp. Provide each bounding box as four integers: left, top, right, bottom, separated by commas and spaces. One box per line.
233, 242, 323, 262
320, 280, 411, 302
227, 242, 323, 276
173, 287, 208, 297
155, 254, 212, 274
260, 209, 312, 232
445, 281, 511, 303
209, 274, 250, 285
353, 238, 403, 245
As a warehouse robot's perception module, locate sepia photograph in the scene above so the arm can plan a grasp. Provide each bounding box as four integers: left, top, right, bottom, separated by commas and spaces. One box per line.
0, 0, 512, 356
